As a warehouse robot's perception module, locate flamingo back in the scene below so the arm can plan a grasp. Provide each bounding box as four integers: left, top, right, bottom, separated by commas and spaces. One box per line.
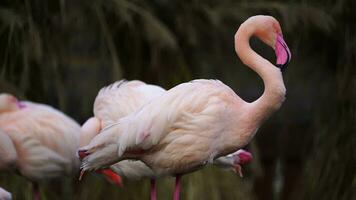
93, 80, 165, 128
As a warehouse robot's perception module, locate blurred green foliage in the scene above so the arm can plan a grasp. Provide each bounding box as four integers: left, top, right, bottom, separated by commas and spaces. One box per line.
0, 0, 355, 199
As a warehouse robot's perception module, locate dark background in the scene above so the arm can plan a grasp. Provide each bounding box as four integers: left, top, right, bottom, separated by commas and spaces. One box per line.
0, 0, 355, 199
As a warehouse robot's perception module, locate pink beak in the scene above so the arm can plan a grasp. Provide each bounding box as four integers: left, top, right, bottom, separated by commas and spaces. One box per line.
275, 34, 291, 71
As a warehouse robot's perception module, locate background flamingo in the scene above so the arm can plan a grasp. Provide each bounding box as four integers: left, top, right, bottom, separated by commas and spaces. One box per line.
79, 15, 291, 200
0, 93, 81, 200
0, 187, 11, 200
79, 80, 165, 199
79, 80, 165, 185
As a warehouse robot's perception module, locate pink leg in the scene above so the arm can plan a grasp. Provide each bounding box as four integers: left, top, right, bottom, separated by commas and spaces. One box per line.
173, 175, 182, 200
32, 182, 40, 200
150, 179, 157, 200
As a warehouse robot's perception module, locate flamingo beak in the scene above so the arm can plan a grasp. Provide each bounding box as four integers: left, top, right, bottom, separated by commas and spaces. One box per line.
275, 34, 291, 72
78, 149, 89, 181
78, 149, 89, 160
97, 169, 123, 187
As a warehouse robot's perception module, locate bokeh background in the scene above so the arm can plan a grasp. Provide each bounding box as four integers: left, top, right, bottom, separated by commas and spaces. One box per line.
0, 0, 355, 199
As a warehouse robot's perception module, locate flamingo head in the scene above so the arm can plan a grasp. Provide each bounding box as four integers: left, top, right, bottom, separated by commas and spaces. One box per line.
78, 127, 121, 177
0, 93, 23, 113
230, 149, 253, 177
248, 15, 292, 71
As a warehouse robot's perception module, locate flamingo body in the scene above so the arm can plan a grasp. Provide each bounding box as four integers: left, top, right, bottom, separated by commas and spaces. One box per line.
0, 93, 81, 200
81, 80, 253, 180
82, 80, 255, 174
79, 80, 165, 183
0, 97, 80, 180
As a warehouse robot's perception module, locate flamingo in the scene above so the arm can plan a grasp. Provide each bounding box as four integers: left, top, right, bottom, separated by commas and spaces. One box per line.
79, 15, 291, 200
80, 80, 253, 199
0, 93, 81, 200
79, 80, 165, 198
0, 187, 11, 200
79, 80, 165, 187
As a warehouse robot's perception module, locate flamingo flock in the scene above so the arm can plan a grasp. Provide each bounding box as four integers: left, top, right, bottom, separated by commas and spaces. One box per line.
0, 15, 291, 200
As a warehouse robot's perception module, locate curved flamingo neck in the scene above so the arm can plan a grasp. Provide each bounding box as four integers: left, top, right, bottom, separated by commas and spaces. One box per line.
235, 21, 286, 124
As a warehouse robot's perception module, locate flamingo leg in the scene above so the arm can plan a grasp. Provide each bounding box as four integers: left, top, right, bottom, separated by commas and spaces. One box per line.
32, 182, 40, 200
150, 179, 157, 200
173, 175, 182, 200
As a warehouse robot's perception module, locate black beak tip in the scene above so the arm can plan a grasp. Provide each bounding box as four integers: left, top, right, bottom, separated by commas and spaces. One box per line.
276, 63, 288, 72
276, 51, 291, 73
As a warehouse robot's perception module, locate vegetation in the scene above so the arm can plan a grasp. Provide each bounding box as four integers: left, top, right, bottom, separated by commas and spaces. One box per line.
0, 0, 355, 199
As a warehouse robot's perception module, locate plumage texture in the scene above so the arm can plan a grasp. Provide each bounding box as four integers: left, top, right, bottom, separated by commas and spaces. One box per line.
80, 80, 165, 179
84, 80, 251, 175
0, 94, 81, 181
110, 160, 156, 180
0, 130, 17, 171
82, 80, 250, 180
80, 80, 166, 152
79, 15, 291, 179
94, 80, 166, 128
0, 187, 11, 200
111, 149, 251, 180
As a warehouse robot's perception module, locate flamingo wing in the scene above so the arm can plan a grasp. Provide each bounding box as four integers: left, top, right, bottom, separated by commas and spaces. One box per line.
0, 130, 17, 170
110, 160, 155, 180
0, 101, 81, 179
94, 80, 165, 128
112, 80, 235, 157
11, 130, 73, 180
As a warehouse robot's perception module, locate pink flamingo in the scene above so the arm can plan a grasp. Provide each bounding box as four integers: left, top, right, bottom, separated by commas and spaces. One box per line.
0, 93, 81, 200
79, 80, 165, 187
80, 80, 252, 200
0, 187, 11, 200
79, 15, 291, 200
